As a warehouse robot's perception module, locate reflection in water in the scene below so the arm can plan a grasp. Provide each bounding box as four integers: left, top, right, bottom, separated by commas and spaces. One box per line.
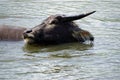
23, 42, 93, 53
23, 43, 94, 59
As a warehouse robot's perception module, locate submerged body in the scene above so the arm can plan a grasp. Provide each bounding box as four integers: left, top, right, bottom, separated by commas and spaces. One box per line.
0, 25, 26, 41
23, 11, 95, 45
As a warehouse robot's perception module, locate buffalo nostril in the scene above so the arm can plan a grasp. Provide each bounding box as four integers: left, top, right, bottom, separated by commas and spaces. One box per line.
24, 29, 32, 33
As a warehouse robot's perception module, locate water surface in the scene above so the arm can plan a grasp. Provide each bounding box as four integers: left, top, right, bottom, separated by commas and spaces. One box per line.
0, 0, 120, 80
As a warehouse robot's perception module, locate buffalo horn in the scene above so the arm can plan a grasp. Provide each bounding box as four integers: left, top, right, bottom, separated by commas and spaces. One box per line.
62, 11, 96, 22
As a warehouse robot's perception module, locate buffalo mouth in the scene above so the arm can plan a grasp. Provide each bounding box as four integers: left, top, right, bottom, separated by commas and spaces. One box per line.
22, 33, 35, 44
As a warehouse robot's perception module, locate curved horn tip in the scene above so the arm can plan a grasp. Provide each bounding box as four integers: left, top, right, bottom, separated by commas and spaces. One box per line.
92, 11, 96, 13
91, 11, 96, 13
86, 11, 96, 15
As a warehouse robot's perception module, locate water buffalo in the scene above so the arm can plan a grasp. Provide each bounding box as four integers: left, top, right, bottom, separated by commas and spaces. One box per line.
22, 11, 96, 45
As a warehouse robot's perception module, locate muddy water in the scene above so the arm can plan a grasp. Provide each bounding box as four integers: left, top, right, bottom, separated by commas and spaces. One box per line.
0, 0, 120, 80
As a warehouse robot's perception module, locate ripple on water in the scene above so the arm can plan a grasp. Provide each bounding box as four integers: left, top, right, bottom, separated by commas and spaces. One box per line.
0, 0, 120, 80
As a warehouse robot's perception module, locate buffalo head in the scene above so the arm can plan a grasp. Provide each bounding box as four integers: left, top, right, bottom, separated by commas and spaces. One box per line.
23, 11, 96, 44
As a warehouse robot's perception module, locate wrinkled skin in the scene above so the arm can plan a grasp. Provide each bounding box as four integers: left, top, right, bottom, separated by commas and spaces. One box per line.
23, 11, 95, 45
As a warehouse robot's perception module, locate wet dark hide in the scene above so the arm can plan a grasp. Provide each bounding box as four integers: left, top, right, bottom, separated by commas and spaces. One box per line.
23, 11, 95, 44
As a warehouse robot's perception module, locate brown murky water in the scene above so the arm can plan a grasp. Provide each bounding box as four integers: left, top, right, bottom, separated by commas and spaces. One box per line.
0, 0, 120, 80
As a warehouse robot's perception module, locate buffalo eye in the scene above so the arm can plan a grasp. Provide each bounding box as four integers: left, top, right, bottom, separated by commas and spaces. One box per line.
50, 19, 58, 24
49, 16, 63, 24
